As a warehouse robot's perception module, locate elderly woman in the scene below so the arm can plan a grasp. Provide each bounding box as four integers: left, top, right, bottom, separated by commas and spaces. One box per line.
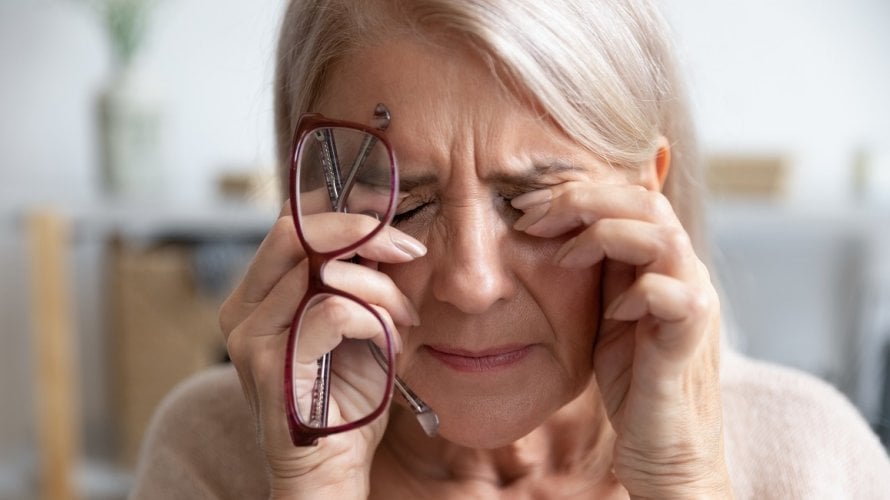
132, 0, 890, 498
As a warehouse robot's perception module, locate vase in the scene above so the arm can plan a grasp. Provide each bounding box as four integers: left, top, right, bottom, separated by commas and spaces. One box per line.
98, 65, 164, 200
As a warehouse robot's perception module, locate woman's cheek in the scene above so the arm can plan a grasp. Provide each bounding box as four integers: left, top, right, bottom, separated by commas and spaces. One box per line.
380, 257, 429, 307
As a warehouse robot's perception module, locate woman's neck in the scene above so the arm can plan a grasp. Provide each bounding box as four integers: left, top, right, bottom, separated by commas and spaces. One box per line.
375, 380, 625, 496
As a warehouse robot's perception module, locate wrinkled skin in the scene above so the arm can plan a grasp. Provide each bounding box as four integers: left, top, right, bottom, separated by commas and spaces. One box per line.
220, 37, 730, 499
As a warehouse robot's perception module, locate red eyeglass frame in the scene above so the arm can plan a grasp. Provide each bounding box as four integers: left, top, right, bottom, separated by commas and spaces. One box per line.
284, 112, 400, 446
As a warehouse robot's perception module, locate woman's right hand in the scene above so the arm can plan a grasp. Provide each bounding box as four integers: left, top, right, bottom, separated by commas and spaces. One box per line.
219, 202, 426, 499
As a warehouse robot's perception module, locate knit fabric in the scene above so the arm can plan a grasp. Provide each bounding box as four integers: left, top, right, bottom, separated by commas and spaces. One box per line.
131, 351, 890, 499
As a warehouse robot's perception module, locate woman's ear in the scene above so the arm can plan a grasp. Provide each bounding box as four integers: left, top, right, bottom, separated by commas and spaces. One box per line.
638, 136, 671, 192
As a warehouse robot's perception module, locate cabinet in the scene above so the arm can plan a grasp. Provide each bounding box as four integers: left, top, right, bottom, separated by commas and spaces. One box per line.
708, 201, 890, 429
26, 200, 275, 495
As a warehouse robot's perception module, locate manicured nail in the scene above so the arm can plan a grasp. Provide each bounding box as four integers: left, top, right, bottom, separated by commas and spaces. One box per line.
391, 232, 427, 258
513, 203, 550, 231
552, 236, 578, 266
511, 189, 552, 210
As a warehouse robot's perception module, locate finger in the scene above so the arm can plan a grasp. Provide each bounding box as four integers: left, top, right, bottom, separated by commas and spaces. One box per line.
225, 320, 286, 427
296, 297, 401, 361
598, 257, 636, 336
241, 212, 425, 305
240, 214, 306, 304
604, 272, 715, 367
219, 214, 306, 340
296, 186, 336, 216
243, 259, 420, 336
553, 218, 697, 279
231, 335, 303, 458
222, 212, 426, 338
512, 183, 682, 238
300, 211, 427, 258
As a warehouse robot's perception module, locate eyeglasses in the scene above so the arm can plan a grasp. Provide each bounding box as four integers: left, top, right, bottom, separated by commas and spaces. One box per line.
286, 104, 439, 446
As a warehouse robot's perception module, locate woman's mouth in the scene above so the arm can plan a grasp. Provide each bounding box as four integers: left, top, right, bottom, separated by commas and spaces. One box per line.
423, 344, 533, 372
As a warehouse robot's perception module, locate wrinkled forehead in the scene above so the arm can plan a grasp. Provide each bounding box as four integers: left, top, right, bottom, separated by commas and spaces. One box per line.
315, 35, 507, 119
313, 36, 585, 171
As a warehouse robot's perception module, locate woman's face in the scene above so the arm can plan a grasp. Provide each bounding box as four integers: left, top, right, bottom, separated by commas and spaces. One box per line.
316, 37, 639, 448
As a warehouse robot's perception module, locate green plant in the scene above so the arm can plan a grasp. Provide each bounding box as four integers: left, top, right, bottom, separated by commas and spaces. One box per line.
85, 0, 160, 67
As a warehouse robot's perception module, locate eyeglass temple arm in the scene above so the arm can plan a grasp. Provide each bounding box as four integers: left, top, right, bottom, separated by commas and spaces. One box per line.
335, 104, 392, 212
308, 353, 332, 428
319, 129, 344, 211
353, 105, 440, 436
316, 104, 432, 435
312, 126, 344, 421
368, 342, 439, 437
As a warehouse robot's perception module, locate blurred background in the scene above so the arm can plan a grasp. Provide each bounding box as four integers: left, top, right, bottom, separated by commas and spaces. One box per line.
1, 0, 888, 498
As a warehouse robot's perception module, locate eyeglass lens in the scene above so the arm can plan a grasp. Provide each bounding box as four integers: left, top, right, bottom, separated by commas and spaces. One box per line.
296, 127, 394, 254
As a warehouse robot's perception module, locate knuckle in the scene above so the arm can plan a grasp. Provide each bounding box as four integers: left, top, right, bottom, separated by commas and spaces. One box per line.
272, 214, 296, 236
685, 287, 714, 316
251, 346, 281, 385
661, 226, 692, 256
283, 259, 310, 297
257, 215, 303, 260
644, 191, 674, 221
315, 296, 354, 326
219, 296, 236, 336
559, 186, 585, 210
586, 218, 607, 239
225, 328, 249, 368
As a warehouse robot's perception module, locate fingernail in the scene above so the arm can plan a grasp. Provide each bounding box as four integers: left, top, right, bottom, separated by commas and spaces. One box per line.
604, 293, 627, 320
511, 189, 552, 210
391, 232, 427, 258
513, 203, 549, 232
552, 236, 578, 266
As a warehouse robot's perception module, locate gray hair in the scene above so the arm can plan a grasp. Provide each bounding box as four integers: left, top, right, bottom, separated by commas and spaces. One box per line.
274, 0, 705, 250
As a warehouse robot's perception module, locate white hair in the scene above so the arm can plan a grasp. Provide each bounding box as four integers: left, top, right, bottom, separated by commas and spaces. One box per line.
274, 0, 705, 250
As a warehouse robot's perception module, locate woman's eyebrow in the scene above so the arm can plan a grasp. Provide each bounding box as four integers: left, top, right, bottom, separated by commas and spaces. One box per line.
486, 160, 583, 185
397, 161, 583, 191
398, 173, 439, 191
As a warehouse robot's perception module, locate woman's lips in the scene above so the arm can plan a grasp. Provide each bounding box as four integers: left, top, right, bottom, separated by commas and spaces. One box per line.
423, 344, 532, 372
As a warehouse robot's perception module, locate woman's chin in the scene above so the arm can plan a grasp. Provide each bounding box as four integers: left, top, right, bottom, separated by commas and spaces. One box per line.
423, 392, 561, 449
392, 347, 594, 448
436, 419, 537, 449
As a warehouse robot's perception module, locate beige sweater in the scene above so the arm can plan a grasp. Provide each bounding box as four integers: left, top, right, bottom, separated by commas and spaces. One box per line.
130, 351, 890, 499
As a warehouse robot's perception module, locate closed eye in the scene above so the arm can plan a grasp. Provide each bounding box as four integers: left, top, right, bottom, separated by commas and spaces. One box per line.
499, 183, 552, 203
392, 202, 432, 226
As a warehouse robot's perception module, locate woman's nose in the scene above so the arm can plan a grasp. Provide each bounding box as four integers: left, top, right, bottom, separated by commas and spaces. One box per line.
430, 205, 517, 314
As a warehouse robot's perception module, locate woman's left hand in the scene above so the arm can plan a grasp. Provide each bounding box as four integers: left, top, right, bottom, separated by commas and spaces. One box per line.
512, 181, 732, 498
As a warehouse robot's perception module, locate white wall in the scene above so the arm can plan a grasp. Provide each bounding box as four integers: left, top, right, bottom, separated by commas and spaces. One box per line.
5, 0, 887, 210
0, 0, 285, 208
664, 0, 890, 205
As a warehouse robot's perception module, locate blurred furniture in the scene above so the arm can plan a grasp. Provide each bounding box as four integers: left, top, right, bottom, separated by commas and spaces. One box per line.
91, 202, 270, 465
26, 210, 80, 500
705, 153, 789, 199
108, 238, 230, 464
709, 201, 890, 432
20, 199, 273, 500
